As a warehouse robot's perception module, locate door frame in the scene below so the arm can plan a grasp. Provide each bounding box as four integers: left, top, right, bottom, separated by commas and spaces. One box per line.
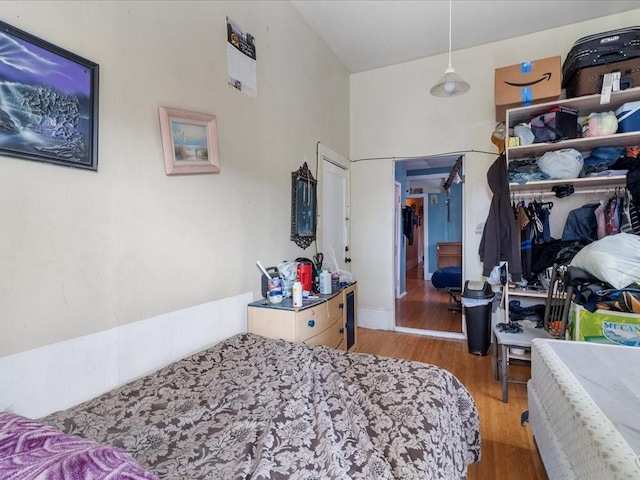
405, 193, 428, 279
406, 172, 449, 280
394, 182, 403, 299
394, 160, 466, 340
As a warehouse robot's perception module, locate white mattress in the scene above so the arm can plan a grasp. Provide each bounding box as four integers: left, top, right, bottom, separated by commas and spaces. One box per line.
528, 382, 575, 479
529, 339, 640, 479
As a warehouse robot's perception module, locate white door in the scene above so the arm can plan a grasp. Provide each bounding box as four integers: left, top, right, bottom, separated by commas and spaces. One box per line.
319, 144, 349, 273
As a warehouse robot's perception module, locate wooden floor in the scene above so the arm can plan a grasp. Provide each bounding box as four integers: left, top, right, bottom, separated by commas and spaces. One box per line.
395, 264, 463, 332
361, 264, 547, 479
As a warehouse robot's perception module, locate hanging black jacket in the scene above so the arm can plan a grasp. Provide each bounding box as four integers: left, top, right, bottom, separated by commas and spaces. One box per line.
479, 155, 522, 282
403, 206, 419, 245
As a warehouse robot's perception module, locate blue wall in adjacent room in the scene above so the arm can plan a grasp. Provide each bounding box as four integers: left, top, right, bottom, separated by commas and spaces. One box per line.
405, 167, 462, 276
425, 183, 462, 271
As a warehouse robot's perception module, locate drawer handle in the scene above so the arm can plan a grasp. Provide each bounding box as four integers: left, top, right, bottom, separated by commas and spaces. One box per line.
339, 327, 345, 334
308, 320, 315, 327
339, 302, 344, 309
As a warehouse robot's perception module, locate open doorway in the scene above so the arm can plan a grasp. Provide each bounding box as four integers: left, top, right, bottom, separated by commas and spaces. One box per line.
404, 196, 424, 275
394, 156, 464, 338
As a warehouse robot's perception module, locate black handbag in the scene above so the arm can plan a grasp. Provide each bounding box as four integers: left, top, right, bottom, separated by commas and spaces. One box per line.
531, 106, 579, 143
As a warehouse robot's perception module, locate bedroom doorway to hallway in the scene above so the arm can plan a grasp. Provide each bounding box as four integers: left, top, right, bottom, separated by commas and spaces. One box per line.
393, 156, 465, 339
404, 196, 424, 276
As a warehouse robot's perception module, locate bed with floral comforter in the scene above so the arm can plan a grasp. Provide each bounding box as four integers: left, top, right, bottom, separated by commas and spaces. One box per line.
37, 333, 480, 479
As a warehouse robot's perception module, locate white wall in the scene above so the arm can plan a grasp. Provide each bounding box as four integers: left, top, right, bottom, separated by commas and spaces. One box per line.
350, 10, 640, 328
0, 1, 349, 357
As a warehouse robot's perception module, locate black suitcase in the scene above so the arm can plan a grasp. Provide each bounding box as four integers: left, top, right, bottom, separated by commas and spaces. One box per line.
564, 57, 640, 98
562, 27, 640, 93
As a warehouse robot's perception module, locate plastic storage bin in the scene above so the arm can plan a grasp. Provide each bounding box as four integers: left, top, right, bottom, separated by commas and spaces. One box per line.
462, 281, 494, 356
615, 101, 640, 133
569, 304, 640, 346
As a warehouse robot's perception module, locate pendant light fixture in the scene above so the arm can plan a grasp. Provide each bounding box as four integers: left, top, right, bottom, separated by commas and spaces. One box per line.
430, 0, 470, 97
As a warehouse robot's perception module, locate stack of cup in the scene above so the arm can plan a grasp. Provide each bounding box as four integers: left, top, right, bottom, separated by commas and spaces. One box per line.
267, 277, 283, 304
331, 273, 340, 293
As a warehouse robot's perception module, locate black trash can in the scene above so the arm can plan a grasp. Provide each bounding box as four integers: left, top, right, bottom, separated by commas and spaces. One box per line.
462, 280, 494, 356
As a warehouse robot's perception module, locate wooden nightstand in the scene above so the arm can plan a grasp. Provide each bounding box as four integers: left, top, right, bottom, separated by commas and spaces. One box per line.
436, 242, 462, 269
248, 283, 357, 350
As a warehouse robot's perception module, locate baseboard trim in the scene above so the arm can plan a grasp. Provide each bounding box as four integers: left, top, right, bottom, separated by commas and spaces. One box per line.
0, 292, 252, 418
394, 326, 466, 340
357, 308, 393, 330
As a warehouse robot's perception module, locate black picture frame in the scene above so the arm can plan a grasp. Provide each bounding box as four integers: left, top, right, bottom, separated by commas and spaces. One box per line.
290, 162, 317, 250
0, 20, 99, 170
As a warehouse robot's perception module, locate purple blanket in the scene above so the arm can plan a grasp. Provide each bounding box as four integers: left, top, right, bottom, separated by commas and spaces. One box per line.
0, 412, 158, 480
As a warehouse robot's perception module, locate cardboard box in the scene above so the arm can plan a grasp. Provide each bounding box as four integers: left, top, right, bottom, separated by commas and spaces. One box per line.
495, 56, 562, 121
569, 304, 640, 346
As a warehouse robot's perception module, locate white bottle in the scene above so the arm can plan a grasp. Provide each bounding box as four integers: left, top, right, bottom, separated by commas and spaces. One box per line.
292, 281, 303, 307
319, 270, 332, 295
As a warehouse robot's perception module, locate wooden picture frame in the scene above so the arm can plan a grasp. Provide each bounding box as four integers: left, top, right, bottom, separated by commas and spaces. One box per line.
0, 20, 99, 170
158, 106, 220, 175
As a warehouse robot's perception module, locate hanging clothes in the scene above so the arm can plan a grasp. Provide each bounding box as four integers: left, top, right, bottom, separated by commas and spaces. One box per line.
526, 200, 545, 247
479, 155, 523, 282
561, 203, 599, 242
619, 189, 640, 234
402, 205, 419, 245
515, 202, 528, 255
604, 195, 619, 236
535, 201, 553, 243
520, 214, 534, 281
515, 198, 553, 282
594, 201, 607, 239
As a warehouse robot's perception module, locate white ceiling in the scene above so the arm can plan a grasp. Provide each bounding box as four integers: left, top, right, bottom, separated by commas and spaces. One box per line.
291, 1, 640, 74
291, 0, 639, 171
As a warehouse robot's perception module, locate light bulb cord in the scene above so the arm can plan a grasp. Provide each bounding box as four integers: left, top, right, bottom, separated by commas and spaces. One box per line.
447, 0, 452, 69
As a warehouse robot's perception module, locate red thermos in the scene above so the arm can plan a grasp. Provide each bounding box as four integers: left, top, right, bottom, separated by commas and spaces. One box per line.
297, 263, 313, 293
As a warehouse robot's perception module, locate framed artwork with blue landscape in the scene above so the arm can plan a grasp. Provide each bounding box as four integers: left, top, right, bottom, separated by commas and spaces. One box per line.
158, 106, 220, 175
0, 20, 99, 170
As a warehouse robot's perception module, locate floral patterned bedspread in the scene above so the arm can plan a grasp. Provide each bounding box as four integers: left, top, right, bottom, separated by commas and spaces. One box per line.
42, 333, 480, 479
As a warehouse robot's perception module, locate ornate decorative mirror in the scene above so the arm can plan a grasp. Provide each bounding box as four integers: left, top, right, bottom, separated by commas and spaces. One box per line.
290, 162, 317, 249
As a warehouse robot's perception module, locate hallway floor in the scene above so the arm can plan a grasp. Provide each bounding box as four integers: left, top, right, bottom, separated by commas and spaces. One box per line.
395, 264, 463, 333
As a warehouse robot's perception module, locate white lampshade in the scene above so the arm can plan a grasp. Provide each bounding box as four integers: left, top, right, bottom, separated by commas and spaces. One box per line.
430, 66, 470, 97
430, 0, 471, 98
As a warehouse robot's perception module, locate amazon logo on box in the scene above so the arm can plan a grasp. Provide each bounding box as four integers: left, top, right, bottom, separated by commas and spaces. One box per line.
495, 56, 562, 121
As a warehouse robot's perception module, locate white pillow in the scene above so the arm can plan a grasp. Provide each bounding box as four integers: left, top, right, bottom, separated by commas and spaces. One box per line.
570, 233, 640, 289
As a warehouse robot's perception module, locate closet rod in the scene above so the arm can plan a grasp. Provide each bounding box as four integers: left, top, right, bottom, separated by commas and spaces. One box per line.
512, 187, 626, 198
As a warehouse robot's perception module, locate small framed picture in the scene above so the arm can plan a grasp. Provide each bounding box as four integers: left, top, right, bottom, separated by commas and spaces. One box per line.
158, 106, 220, 175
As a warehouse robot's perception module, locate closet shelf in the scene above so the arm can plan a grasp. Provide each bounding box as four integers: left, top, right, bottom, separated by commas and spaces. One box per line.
506, 86, 640, 162
506, 86, 640, 125
507, 132, 640, 161
509, 175, 627, 193
507, 286, 547, 299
